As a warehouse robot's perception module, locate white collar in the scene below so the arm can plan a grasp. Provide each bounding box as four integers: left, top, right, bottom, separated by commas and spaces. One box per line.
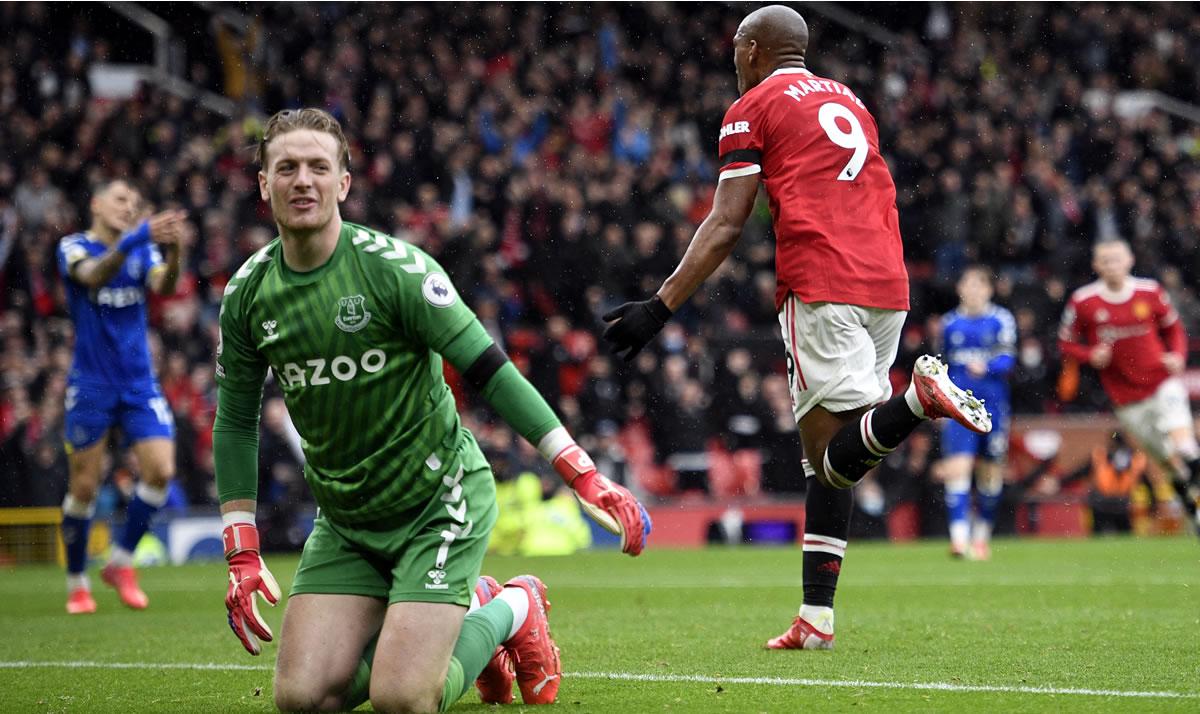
1097, 280, 1135, 304
768, 67, 814, 79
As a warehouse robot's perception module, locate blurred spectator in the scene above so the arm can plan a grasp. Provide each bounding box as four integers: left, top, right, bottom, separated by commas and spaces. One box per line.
3, 2, 1200, 510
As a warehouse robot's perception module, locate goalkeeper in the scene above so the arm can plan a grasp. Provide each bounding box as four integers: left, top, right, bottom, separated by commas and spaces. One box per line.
214, 108, 650, 712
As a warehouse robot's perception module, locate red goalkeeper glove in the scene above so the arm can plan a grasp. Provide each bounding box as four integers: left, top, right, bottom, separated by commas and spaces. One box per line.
223, 522, 282, 655
552, 444, 652, 556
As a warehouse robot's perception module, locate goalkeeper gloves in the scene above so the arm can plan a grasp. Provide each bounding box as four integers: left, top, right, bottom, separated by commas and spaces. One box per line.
602, 295, 673, 361
552, 442, 652, 556
223, 521, 282, 656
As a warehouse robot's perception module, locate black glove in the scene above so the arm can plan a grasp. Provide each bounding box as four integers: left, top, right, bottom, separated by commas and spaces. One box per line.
602, 296, 673, 361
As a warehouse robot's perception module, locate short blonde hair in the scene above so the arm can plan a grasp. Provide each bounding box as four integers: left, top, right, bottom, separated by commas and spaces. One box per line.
256, 108, 350, 170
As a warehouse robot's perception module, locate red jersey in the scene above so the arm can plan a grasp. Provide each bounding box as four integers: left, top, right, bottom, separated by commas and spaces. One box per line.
1058, 278, 1187, 406
717, 67, 909, 311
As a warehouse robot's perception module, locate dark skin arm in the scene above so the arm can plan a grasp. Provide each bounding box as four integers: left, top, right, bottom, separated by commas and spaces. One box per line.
70, 249, 131, 290
656, 173, 761, 311
148, 243, 183, 296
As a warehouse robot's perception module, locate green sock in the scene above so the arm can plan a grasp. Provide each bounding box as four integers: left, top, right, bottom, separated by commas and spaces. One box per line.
439, 600, 514, 711
346, 631, 379, 710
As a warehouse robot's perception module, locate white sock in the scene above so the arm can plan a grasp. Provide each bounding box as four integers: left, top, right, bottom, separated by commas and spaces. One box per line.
67, 573, 90, 592
904, 381, 927, 419
497, 586, 531, 641
108, 546, 134, 567
798, 604, 834, 634
949, 520, 970, 551
62, 494, 97, 519
135, 482, 169, 508
971, 519, 993, 544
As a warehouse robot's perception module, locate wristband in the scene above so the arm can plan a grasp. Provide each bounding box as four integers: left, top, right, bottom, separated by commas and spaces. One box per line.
646, 295, 673, 323
117, 220, 152, 254
222, 522, 260, 559
551, 444, 596, 487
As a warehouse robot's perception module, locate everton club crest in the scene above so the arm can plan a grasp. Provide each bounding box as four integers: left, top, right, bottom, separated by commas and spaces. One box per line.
335, 294, 372, 333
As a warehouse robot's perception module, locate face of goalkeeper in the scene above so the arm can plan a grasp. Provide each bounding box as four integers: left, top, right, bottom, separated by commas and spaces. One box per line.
258, 128, 351, 238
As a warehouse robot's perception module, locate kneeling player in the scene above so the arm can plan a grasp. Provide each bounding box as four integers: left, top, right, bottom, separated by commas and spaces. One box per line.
215, 108, 650, 712
936, 267, 1015, 560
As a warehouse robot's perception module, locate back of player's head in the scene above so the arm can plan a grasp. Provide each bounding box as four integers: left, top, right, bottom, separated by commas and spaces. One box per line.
738, 5, 809, 61
257, 108, 351, 172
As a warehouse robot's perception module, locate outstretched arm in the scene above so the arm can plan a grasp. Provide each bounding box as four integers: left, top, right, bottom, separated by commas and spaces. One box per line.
441, 322, 652, 556
658, 172, 761, 310
602, 173, 759, 361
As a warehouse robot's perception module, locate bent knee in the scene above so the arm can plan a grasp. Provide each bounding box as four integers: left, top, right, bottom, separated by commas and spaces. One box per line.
137, 459, 175, 487
140, 471, 174, 489
68, 481, 100, 504
274, 677, 351, 713
370, 682, 443, 714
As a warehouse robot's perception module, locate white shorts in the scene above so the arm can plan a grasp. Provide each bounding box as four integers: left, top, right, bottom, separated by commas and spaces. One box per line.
777, 296, 907, 423
1113, 377, 1194, 463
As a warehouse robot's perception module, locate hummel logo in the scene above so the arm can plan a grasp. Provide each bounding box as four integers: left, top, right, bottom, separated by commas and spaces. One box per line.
262, 320, 279, 343
532, 666, 559, 696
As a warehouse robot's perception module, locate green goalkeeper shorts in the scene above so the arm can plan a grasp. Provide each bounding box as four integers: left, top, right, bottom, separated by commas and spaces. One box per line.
290, 430, 497, 606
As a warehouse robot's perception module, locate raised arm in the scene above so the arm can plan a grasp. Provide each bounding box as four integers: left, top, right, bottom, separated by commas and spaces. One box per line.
70, 211, 186, 289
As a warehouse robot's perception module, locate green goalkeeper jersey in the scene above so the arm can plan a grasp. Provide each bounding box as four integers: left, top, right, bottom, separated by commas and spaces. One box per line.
216, 221, 490, 525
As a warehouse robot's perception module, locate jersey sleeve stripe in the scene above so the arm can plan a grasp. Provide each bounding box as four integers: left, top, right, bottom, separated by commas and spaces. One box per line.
718, 164, 762, 181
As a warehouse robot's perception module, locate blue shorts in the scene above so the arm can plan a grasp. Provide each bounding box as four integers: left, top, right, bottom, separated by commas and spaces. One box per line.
64, 381, 175, 451
941, 413, 1010, 462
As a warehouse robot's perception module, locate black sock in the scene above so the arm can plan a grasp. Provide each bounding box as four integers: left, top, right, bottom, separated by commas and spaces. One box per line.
1169, 477, 1198, 521
802, 469, 853, 608
1184, 458, 1200, 488
823, 395, 924, 488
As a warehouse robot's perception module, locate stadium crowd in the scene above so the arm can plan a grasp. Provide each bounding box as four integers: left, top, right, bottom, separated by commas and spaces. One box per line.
3, 3, 1200, 523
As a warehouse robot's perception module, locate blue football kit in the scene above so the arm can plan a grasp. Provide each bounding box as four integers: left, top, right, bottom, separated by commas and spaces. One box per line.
939, 304, 1015, 461
57, 232, 174, 450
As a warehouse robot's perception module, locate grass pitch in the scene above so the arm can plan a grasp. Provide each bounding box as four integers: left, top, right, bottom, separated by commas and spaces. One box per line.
1, 537, 1198, 712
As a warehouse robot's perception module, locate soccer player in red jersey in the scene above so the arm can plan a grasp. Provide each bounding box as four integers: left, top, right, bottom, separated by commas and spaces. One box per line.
1059, 239, 1200, 532
602, 5, 990, 649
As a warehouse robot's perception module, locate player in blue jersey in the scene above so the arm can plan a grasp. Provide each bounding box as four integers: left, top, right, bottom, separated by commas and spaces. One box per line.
936, 267, 1015, 560
56, 178, 186, 614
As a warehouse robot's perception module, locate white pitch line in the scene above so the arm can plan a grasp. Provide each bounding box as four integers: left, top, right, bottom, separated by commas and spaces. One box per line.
0, 660, 271, 672
572, 671, 1200, 700
0, 661, 1195, 700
